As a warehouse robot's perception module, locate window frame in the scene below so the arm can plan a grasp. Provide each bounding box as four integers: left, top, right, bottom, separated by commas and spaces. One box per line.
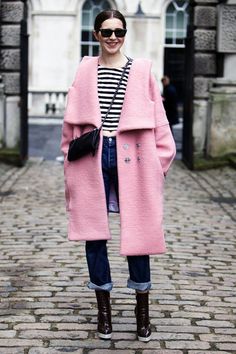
165, 0, 189, 48
81, 0, 112, 57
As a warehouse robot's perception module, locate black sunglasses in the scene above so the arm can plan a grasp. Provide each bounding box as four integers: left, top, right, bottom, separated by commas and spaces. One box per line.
99, 28, 127, 38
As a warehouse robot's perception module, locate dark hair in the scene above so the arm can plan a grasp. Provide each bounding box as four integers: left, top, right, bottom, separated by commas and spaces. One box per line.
94, 9, 126, 32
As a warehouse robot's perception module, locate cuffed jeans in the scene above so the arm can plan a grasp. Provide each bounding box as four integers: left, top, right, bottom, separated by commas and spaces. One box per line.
86, 136, 151, 292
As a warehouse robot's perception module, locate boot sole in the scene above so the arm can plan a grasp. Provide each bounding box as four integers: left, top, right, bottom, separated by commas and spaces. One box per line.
98, 332, 112, 340
138, 334, 152, 342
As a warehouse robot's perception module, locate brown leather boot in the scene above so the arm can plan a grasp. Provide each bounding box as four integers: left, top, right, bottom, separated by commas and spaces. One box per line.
95, 290, 112, 339
135, 291, 152, 342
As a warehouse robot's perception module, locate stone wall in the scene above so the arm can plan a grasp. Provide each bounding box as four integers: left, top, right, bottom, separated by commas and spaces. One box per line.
206, 2, 236, 159
191, 0, 236, 167
207, 79, 236, 157
0, 0, 25, 164
192, 0, 218, 158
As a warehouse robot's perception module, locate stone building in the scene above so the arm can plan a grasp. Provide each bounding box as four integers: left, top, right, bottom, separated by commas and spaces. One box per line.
0, 0, 28, 164
0, 0, 236, 168
182, 0, 236, 169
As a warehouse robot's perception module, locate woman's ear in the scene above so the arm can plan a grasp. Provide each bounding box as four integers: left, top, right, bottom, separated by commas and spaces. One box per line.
93, 31, 99, 41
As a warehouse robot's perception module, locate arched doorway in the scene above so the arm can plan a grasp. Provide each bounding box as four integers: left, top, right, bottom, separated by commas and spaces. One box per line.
164, 0, 189, 103
164, 0, 189, 159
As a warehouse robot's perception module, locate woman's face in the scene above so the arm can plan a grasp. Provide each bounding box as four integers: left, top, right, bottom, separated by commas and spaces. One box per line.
94, 18, 126, 56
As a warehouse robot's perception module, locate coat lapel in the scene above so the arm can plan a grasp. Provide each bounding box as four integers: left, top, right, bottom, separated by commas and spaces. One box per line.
118, 59, 156, 133
64, 56, 101, 127
64, 56, 156, 132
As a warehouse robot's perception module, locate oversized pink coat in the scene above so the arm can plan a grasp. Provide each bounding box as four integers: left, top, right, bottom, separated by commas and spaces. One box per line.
61, 56, 176, 256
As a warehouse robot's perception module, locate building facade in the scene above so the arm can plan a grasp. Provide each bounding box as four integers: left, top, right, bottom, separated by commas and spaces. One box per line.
0, 0, 235, 168
27, 0, 188, 116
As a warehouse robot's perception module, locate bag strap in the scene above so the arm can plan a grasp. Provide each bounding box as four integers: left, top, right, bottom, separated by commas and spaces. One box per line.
99, 57, 132, 129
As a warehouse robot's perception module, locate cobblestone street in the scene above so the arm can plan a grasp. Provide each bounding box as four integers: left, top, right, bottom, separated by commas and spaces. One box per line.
0, 159, 235, 353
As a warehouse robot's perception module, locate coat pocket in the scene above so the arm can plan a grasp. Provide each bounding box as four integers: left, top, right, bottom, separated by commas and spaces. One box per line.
156, 154, 165, 181
64, 179, 71, 211
64, 160, 72, 211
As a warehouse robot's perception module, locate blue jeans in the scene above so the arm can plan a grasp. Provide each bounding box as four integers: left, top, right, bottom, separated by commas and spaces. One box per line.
86, 136, 151, 292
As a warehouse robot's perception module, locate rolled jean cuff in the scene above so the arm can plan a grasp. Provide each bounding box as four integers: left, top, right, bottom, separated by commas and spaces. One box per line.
127, 278, 152, 291
87, 281, 113, 292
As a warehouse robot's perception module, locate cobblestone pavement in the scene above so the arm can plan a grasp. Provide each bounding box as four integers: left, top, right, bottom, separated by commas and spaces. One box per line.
0, 159, 235, 354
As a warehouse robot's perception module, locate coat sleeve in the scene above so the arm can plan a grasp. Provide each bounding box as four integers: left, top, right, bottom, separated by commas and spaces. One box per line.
150, 74, 176, 175
60, 121, 73, 158
60, 76, 79, 157
60, 121, 72, 211
60, 69, 81, 211
61, 58, 88, 157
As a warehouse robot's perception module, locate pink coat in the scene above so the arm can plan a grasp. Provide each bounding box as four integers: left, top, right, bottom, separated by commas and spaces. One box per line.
61, 56, 176, 256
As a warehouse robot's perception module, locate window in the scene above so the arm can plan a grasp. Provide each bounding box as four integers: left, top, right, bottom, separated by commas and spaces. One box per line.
165, 0, 189, 46
81, 0, 111, 57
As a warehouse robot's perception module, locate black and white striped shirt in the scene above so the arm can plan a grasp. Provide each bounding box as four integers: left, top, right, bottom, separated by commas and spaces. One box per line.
97, 62, 131, 132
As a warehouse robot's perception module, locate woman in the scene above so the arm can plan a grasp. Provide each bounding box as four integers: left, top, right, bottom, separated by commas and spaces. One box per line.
61, 9, 176, 342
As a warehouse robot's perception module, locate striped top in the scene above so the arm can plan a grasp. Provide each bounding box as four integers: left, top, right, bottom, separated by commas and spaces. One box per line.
97, 61, 132, 132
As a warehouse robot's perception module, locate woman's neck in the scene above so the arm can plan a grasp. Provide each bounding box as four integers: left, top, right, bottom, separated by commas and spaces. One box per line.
99, 52, 127, 68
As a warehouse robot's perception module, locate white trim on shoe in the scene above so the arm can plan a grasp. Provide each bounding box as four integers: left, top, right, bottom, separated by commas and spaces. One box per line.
138, 333, 152, 342
98, 331, 112, 340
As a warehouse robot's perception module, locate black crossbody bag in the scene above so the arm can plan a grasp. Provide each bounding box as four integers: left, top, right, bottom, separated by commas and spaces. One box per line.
67, 58, 132, 162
